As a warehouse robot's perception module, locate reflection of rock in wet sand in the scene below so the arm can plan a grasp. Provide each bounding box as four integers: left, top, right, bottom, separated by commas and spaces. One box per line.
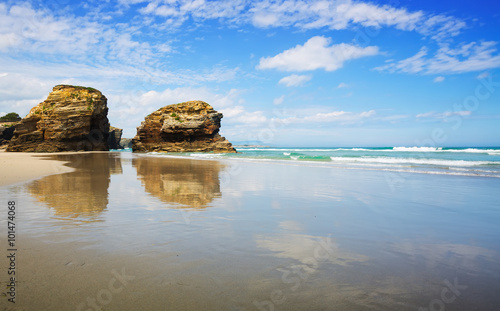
132, 156, 222, 208
28, 153, 122, 218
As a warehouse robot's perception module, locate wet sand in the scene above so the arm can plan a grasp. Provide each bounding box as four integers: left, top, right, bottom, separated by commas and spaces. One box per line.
0, 151, 74, 187
1, 152, 500, 310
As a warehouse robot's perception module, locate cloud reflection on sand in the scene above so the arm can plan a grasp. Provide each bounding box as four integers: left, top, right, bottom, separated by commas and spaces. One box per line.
255, 230, 369, 267
388, 241, 499, 272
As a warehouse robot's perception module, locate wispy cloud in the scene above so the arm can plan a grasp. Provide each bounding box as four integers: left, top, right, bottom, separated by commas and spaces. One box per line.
376, 41, 500, 74
416, 110, 471, 120
476, 72, 490, 79
258, 36, 378, 72
337, 82, 349, 88
0, 2, 169, 66
278, 74, 312, 87
273, 95, 285, 105
280, 109, 376, 124
379, 114, 410, 123
134, 0, 465, 41
433, 76, 445, 82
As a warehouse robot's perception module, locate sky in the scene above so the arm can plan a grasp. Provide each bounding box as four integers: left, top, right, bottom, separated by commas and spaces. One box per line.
0, 0, 499, 147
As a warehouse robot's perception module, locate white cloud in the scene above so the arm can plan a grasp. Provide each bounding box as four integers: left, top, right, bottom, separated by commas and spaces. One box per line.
428, 42, 500, 73
281, 109, 376, 124
257, 36, 379, 72
248, 0, 464, 42
234, 110, 268, 124
377, 41, 500, 74
278, 74, 312, 87
476, 72, 490, 79
138, 87, 241, 110
136, 0, 465, 41
328, 2, 423, 30
0, 72, 50, 101
375, 46, 428, 73
379, 114, 410, 122
337, 82, 349, 88
416, 14, 466, 41
139, 0, 247, 22
433, 76, 445, 83
416, 110, 471, 119
0, 2, 168, 65
273, 95, 285, 105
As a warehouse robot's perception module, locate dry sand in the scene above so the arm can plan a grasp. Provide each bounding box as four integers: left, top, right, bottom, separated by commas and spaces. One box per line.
0, 150, 74, 186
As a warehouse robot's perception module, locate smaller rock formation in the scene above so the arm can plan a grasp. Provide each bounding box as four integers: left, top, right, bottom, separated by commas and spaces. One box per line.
108, 126, 123, 149
132, 100, 236, 153
119, 138, 133, 149
7, 85, 110, 152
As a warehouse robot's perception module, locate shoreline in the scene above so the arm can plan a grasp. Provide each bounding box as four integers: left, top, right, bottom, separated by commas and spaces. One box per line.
0, 150, 76, 187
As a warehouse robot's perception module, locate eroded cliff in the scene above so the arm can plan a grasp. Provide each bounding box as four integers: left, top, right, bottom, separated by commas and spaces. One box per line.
7, 85, 110, 152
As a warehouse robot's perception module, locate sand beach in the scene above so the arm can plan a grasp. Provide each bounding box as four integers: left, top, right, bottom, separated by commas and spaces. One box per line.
0, 151, 74, 187
1, 151, 500, 310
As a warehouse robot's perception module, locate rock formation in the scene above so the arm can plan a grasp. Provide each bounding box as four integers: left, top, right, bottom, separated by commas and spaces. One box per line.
119, 138, 133, 149
132, 100, 236, 153
6, 85, 110, 152
0, 125, 16, 146
108, 126, 123, 149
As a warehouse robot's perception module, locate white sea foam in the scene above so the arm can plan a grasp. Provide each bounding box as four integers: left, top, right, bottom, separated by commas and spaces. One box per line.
329, 156, 495, 167
392, 146, 443, 152
392, 147, 500, 154
189, 153, 224, 158
236, 147, 500, 154
238, 148, 353, 152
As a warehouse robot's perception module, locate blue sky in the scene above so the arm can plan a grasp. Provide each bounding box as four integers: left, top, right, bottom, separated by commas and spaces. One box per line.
0, 0, 499, 147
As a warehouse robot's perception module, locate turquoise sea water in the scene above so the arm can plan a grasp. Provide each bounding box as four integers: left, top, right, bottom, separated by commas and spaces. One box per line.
136, 146, 500, 178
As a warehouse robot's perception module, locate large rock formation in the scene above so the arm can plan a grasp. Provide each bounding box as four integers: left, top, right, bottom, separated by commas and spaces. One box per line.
132, 100, 236, 153
108, 126, 123, 149
6, 85, 110, 152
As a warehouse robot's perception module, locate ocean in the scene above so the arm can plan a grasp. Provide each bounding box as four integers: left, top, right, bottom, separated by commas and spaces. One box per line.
140, 146, 500, 178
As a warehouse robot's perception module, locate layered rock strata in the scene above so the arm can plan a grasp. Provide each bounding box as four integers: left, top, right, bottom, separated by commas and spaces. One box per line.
7, 85, 110, 152
132, 100, 236, 153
